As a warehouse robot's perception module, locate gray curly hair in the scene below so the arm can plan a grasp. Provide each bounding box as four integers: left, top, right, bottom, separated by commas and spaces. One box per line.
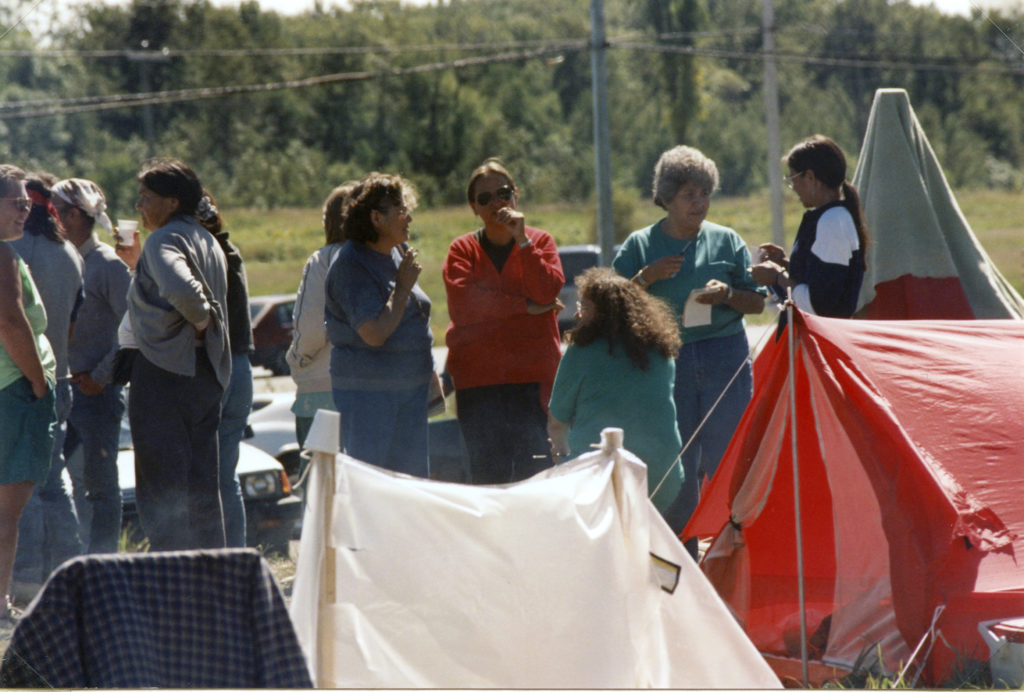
651, 145, 719, 209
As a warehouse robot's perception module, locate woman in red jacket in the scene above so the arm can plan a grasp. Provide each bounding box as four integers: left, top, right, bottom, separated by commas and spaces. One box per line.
443, 159, 564, 484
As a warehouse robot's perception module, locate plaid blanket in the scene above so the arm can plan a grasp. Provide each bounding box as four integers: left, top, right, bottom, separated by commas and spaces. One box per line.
0, 549, 311, 688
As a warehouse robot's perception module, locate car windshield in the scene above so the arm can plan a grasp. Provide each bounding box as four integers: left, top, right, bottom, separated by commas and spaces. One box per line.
560, 252, 600, 284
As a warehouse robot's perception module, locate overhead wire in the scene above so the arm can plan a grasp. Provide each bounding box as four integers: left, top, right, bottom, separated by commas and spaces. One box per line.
0, 41, 588, 120
5, 6, 1024, 120
0, 0, 48, 43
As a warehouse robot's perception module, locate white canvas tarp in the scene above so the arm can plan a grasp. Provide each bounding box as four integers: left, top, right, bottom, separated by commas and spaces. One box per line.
290, 427, 780, 688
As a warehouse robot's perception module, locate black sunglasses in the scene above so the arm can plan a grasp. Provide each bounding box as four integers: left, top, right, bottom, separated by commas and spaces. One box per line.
475, 185, 514, 206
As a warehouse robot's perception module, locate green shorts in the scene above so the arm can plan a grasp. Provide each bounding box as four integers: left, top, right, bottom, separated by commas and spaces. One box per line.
0, 377, 56, 485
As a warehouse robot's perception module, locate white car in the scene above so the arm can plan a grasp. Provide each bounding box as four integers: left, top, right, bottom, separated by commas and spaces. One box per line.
118, 411, 302, 555
246, 391, 303, 485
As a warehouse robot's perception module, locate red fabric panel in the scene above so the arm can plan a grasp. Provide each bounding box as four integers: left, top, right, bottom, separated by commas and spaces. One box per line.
687, 310, 1024, 683
860, 275, 975, 319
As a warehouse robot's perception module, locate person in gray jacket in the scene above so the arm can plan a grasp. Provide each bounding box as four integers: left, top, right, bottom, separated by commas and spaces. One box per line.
287, 181, 357, 447
53, 178, 131, 555
126, 159, 230, 551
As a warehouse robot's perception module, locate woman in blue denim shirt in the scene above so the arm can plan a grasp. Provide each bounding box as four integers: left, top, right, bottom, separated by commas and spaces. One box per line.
324, 173, 433, 477
612, 146, 767, 552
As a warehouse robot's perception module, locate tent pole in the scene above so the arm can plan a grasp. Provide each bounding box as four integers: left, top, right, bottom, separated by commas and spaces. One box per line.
786, 299, 809, 687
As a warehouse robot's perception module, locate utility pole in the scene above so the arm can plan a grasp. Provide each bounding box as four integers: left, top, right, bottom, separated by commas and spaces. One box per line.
763, 0, 784, 247
590, 0, 615, 266
127, 43, 170, 158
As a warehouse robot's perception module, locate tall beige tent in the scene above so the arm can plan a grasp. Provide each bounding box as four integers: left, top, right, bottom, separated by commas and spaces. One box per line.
290, 426, 781, 688
853, 88, 1024, 319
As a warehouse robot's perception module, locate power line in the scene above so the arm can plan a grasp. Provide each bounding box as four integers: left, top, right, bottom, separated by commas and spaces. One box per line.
0, 37, 589, 59
613, 40, 1024, 76
5, 33, 1024, 121
0, 41, 586, 120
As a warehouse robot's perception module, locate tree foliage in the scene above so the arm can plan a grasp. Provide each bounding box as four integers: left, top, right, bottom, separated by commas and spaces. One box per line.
3, 0, 1024, 213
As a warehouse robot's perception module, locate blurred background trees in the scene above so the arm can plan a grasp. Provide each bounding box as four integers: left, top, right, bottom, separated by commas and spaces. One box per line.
3, 0, 1024, 213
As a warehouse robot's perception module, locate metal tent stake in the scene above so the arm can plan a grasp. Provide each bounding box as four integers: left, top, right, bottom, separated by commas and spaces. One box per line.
786, 298, 809, 688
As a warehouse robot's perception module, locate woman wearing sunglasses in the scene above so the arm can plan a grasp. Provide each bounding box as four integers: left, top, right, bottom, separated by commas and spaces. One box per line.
443, 158, 564, 485
751, 134, 868, 318
0, 164, 57, 624
612, 145, 766, 554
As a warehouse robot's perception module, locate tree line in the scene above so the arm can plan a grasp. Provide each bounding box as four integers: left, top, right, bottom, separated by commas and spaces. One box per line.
2, 0, 1024, 217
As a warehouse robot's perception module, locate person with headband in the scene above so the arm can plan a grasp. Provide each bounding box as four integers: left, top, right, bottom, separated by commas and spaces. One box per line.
53, 178, 132, 555
751, 134, 868, 317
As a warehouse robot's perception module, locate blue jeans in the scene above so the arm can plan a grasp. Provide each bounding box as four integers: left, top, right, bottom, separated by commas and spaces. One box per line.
670, 331, 753, 538
66, 382, 126, 554
333, 384, 430, 478
219, 353, 252, 548
455, 383, 552, 485
13, 380, 83, 584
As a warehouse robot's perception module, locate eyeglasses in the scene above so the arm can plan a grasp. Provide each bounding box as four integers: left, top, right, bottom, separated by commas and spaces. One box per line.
784, 171, 805, 189
1, 197, 31, 212
474, 185, 514, 206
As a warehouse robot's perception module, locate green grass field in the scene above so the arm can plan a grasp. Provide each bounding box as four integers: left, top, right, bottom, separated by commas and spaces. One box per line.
224, 188, 1024, 341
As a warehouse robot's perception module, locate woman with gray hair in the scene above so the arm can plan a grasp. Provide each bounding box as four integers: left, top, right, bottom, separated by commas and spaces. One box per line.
612, 145, 766, 554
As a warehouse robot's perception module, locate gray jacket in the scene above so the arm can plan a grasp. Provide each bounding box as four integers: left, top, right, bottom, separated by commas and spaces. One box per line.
67, 234, 131, 385
127, 215, 231, 389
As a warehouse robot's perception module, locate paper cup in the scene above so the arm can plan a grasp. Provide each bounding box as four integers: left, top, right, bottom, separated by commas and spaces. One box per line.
116, 220, 138, 245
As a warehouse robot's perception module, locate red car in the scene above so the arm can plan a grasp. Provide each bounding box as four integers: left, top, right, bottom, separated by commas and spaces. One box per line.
249, 294, 296, 375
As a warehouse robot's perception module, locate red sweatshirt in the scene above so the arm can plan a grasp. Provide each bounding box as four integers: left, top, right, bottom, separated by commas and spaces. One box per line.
443, 227, 564, 402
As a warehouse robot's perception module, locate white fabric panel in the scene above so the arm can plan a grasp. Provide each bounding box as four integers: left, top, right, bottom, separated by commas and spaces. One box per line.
290, 431, 781, 689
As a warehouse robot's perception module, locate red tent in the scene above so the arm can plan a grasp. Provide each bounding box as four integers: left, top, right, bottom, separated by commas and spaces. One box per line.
684, 310, 1024, 684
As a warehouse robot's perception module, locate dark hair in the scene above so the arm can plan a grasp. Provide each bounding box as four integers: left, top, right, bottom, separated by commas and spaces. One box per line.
342, 172, 416, 244
195, 188, 222, 235
567, 267, 681, 370
323, 181, 359, 245
25, 175, 67, 244
785, 135, 869, 265
137, 158, 203, 216
466, 158, 515, 206
0, 164, 26, 196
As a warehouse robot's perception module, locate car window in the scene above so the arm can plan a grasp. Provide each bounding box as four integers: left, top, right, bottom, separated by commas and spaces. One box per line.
276, 302, 295, 325
560, 252, 600, 284
249, 304, 263, 321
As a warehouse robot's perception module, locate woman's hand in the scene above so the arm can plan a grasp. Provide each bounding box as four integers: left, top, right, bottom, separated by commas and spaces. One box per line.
697, 279, 731, 305
547, 415, 571, 463
757, 243, 787, 266
115, 229, 142, 270
526, 298, 564, 315
638, 254, 685, 284
30, 377, 49, 399
494, 206, 527, 244
750, 260, 785, 287
71, 372, 104, 396
395, 246, 422, 293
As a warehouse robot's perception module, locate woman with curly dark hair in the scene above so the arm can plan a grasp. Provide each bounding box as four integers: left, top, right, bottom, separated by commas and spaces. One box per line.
324, 172, 433, 477
547, 267, 685, 524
